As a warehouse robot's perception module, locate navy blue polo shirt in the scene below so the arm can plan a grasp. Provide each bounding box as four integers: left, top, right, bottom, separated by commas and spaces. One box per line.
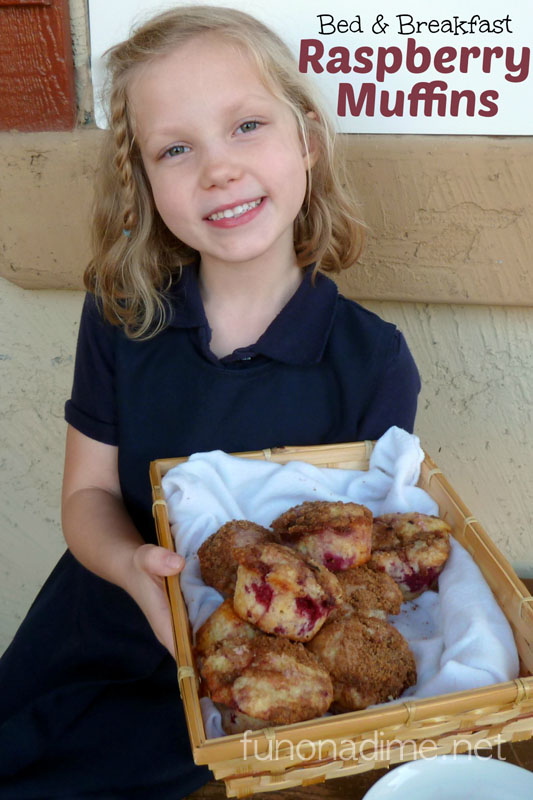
65, 265, 420, 542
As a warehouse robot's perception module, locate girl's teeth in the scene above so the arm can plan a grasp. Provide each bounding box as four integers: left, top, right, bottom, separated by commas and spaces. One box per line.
208, 198, 261, 221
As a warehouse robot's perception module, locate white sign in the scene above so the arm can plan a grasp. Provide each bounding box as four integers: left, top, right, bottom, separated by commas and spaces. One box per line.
88, 0, 533, 133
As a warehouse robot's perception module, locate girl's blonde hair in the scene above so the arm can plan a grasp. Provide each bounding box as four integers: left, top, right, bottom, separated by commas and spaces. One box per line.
86, 5, 365, 338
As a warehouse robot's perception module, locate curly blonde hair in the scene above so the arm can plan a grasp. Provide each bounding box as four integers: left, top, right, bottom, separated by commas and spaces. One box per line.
86, 5, 365, 338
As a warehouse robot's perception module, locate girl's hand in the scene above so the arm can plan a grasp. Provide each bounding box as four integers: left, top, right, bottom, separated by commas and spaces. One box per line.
129, 544, 185, 657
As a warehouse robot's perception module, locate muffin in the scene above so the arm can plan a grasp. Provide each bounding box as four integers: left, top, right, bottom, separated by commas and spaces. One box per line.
197, 519, 276, 597
214, 704, 272, 735
203, 636, 333, 732
195, 598, 259, 670
307, 615, 416, 711
233, 542, 342, 641
200, 639, 257, 708
369, 512, 451, 599
334, 564, 403, 620
271, 500, 372, 571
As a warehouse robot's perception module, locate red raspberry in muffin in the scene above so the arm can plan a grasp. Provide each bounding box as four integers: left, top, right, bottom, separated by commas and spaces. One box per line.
197, 520, 276, 597
233, 542, 343, 641
271, 500, 372, 571
369, 512, 451, 599
307, 615, 416, 712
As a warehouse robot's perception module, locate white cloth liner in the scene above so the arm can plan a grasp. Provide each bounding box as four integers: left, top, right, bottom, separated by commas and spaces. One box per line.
162, 427, 519, 739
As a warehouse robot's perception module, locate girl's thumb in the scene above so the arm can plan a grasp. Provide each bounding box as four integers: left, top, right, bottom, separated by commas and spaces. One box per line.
135, 543, 185, 576
163, 552, 185, 573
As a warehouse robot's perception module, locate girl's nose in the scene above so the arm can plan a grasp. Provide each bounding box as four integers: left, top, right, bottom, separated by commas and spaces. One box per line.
199, 144, 243, 189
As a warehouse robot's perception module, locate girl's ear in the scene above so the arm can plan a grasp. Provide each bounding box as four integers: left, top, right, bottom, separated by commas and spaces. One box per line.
303, 110, 319, 170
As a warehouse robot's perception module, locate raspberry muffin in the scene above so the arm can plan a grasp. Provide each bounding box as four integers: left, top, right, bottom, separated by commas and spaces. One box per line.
233, 542, 342, 641
198, 519, 276, 597
271, 500, 372, 571
369, 512, 452, 599
215, 704, 272, 735
200, 639, 257, 708
307, 615, 416, 711
195, 598, 259, 670
334, 564, 403, 621
203, 636, 333, 732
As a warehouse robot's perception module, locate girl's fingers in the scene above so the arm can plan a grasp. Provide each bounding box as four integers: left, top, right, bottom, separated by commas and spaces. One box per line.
134, 543, 185, 576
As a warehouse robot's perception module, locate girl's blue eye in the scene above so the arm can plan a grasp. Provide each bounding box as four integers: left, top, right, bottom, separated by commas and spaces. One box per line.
165, 144, 190, 158
238, 121, 260, 134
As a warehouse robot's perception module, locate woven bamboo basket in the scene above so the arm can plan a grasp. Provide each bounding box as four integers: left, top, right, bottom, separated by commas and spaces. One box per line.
150, 442, 533, 798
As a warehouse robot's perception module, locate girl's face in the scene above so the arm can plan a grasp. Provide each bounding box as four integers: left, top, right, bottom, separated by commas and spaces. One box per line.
129, 34, 313, 273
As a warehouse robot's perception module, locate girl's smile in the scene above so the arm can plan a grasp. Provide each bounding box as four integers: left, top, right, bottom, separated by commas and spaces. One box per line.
129, 34, 314, 274
204, 196, 265, 227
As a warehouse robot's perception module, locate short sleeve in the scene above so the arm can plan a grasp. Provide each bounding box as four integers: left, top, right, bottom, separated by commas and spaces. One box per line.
64, 293, 118, 445
357, 329, 421, 439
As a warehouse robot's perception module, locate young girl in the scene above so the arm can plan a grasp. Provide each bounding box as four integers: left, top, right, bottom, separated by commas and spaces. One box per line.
0, 6, 420, 798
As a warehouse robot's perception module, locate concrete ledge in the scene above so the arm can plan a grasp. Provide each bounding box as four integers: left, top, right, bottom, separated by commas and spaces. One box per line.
1, 130, 532, 305
1, 129, 99, 290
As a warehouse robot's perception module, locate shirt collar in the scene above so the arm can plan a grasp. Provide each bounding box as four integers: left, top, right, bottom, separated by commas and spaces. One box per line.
166, 261, 338, 365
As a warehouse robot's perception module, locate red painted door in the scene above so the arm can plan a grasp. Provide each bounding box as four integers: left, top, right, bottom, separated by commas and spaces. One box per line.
0, 0, 76, 131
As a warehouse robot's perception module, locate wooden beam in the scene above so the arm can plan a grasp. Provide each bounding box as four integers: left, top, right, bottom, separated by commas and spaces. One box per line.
1, 130, 532, 305
0, 0, 76, 131
337, 135, 533, 306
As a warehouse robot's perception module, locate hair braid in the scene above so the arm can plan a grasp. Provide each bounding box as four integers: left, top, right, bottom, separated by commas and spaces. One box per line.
110, 88, 138, 231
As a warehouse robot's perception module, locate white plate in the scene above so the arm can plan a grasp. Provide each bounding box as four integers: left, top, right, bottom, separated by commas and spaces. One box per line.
363, 755, 533, 800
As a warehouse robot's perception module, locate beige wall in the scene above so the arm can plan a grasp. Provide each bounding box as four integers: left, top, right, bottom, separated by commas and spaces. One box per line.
0, 283, 82, 649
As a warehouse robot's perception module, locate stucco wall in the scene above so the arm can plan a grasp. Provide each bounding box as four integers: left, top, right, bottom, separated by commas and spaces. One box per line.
0, 283, 81, 648
1, 275, 532, 655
